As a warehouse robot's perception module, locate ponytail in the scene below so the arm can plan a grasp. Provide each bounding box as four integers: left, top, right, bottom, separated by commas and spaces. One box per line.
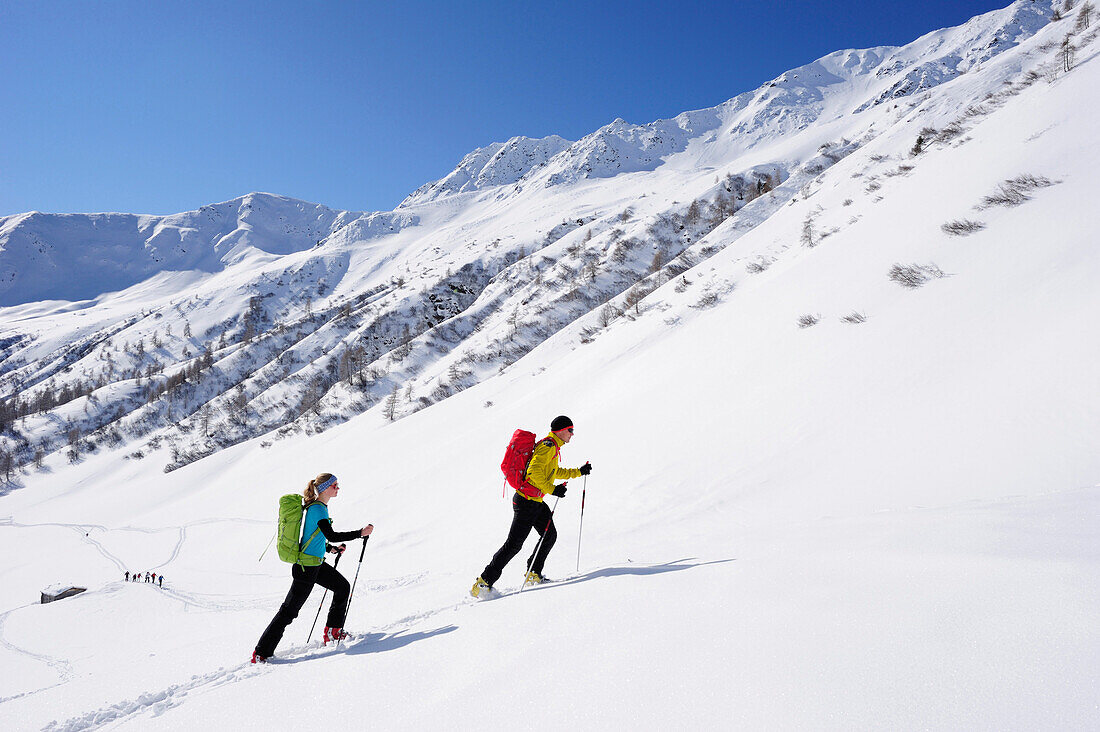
304, 472, 335, 503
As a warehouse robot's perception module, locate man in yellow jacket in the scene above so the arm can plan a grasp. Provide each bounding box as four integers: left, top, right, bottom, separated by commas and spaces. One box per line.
472, 416, 592, 597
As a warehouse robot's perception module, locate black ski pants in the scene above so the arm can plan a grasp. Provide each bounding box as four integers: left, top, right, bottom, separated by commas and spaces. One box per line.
481, 493, 556, 586
255, 561, 349, 657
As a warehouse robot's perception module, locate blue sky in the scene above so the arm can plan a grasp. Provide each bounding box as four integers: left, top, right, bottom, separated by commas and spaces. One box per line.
1, 0, 1012, 216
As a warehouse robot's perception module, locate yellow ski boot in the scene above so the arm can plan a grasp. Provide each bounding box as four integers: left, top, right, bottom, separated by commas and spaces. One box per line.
524, 570, 548, 586
470, 576, 491, 598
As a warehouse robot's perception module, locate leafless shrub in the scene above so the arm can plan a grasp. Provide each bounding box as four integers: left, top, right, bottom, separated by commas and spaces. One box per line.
842, 199, 853, 206
674, 277, 691, 293
597, 304, 621, 328
692, 291, 721, 309
797, 314, 820, 328
840, 311, 867, 324
889, 263, 946, 289
746, 259, 773, 274
884, 164, 915, 177
934, 122, 966, 145
977, 174, 1058, 209
941, 219, 987, 236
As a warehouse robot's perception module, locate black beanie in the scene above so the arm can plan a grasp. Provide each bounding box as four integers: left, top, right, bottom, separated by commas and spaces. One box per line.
550, 415, 574, 432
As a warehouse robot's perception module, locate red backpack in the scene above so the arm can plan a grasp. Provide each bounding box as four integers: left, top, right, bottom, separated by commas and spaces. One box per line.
500, 429, 555, 499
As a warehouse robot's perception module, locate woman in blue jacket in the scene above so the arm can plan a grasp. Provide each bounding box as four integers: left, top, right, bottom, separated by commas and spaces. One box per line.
253, 473, 373, 663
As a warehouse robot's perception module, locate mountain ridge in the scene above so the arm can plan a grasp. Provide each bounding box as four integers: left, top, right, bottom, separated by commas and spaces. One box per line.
0, 0, 1088, 483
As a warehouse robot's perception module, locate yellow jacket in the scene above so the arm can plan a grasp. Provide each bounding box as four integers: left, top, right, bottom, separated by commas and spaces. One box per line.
522, 432, 583, 502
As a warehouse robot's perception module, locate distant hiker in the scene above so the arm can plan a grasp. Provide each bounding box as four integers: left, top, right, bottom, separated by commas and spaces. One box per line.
252, 473, 373, 664
471, 416, 591, 597
125, 571, 130, 582
145, 572, 150, 583
151, 573, 157, 583
158, 575, 163, 588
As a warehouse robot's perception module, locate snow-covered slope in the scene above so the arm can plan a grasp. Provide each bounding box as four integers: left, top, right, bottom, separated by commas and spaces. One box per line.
1, 1, 1098, 729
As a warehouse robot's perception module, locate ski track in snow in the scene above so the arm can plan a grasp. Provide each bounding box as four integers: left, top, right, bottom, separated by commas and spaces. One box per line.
0, 607, 75, 704
39, 559, 710, 730
40, 665, 256, 732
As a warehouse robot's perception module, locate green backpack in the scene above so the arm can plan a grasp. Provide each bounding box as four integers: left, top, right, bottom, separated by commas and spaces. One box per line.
276, 494, 325, 567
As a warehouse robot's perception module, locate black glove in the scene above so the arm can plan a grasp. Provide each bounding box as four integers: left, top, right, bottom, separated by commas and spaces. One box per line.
552, 483, 568, 497
579, 462, 592, 476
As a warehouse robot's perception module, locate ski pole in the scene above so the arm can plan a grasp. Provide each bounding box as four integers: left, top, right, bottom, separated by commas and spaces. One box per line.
258, 531, 276, 562
576, 475, 587, 573
340, 534, 371, 647
520, 495, 560, 594
307, 551, 342, 643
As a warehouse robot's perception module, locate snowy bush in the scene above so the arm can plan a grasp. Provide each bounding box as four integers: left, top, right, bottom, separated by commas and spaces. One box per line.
977, 174, 1058, 208
941, 219, 987, 236
888, 263, 946, 289
691, 291, 721, 309
840, 311, 867, 324
797, 314, 821, 328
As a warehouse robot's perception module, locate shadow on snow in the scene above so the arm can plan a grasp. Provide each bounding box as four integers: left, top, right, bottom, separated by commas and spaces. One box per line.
521, 556, 737, 594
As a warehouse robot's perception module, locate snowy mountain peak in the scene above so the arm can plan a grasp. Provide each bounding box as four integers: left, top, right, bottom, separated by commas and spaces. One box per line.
400, 134, 573, 206
0, 193, 363, 306
403, 1, 1060, 205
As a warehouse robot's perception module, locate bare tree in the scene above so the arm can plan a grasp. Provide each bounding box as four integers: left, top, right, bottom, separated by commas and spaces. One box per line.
801, 216, 816, 248
649, 251, 664, 274
1076, 2, 1093, 29
383, 385, 400, 421
685, 199, 702, 226
1062, 35, 1076, 72
598, 304, 618, 328
624, 285, 646, 315
199, 404, 214, 437
0, 448, 13, 482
